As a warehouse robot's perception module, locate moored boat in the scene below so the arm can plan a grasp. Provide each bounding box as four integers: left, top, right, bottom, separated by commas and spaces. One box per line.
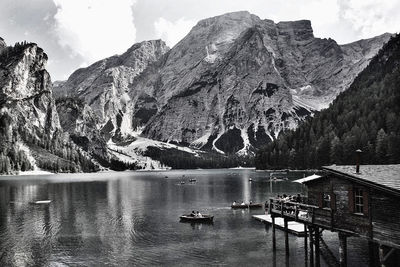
231, 203, 262, 209
30, 200, 52, 205
179, 214, 214, 222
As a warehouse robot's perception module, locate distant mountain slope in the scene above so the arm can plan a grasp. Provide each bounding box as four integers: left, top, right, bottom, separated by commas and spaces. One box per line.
255, 34, 400, 169
55, 40, 169, 138
0, 41, 98, 173
56, 11, 391, 159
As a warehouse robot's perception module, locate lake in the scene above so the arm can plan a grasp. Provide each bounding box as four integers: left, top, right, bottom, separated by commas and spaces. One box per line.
0, 169, 370, 266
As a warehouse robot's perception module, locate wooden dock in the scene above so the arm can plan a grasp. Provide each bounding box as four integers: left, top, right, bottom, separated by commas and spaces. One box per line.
253, 214, 306, 236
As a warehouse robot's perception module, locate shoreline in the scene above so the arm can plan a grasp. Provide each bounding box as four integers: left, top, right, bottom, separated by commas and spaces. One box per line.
0, 167, 320, 179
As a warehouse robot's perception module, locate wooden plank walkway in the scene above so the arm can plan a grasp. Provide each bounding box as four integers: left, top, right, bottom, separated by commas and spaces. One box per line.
252, 214, 306, 236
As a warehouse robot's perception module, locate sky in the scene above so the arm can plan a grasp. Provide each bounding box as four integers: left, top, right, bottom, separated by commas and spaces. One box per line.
0, 0, 399, 81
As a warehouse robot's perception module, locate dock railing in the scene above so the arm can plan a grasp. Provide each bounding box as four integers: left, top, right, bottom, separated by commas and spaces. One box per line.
268, 197, 321, 224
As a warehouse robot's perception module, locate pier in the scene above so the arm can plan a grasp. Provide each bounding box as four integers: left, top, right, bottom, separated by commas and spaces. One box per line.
260, 164, 400, 267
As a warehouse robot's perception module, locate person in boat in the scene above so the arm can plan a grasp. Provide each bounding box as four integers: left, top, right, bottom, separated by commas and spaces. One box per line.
249, 200, 253, 205
190, 210, 196, 217
197, 211, 203, 218
241, 200, 245, 205
232, 200, 237, 205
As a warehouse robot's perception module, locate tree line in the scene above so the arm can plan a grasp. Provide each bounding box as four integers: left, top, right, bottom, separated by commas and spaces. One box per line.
256, 34, 400, 169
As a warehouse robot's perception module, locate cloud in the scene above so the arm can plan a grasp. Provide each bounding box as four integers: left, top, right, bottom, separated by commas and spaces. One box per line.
53, 0, 137, 64
338, 0, 400, 38
154, 17, 196, 47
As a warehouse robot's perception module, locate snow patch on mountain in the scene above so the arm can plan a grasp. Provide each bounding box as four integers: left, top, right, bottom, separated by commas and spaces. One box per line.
107, 136, 203, 169
236, 128, 252, 156
191, 130, 212, 148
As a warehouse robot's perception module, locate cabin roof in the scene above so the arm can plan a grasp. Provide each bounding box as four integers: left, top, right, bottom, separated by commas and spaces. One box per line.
323, 164, 400, 194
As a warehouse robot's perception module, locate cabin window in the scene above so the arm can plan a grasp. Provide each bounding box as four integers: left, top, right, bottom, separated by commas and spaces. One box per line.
354, 188, 364, 214
323, 193, 331, 208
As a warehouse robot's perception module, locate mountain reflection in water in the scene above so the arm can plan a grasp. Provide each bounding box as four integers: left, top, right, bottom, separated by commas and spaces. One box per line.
0, 169, 369, 266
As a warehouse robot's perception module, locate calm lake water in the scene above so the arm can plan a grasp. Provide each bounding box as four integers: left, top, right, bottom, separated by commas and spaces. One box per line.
0, 169, 370, 266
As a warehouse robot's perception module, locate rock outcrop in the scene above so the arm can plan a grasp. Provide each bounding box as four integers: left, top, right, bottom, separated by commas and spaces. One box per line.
0, 37, 6, 51
0, 41, 97, 173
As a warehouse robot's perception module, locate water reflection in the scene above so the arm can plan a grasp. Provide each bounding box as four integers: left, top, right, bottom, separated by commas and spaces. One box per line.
0, 170, 369, 266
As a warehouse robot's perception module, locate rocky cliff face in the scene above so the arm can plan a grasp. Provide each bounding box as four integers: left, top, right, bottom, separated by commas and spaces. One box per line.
0, 40, 97, 173
55, 97, 109, 161
55, 40, 169, 139
55, 11, 391, 157
136, 12, 391, 154
0, 42, 60, 134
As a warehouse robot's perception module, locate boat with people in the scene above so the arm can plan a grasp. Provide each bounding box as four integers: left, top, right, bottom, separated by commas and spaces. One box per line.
180, 214, 214, 223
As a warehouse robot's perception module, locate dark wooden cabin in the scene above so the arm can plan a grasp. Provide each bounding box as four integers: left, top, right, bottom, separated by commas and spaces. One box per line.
268, 164, 400, 267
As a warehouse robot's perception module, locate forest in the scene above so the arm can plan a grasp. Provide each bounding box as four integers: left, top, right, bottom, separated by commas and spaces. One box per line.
255, 34, 400, 170
144, 146, 254, 169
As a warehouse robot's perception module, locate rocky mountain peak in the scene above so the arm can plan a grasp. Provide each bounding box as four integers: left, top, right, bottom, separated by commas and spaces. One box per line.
277, 20, 314, 40
0, 42, 50, 101
55, 38, 170, 144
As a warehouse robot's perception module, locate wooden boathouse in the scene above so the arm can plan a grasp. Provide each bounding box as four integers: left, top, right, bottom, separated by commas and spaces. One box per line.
268, 164, 400, 267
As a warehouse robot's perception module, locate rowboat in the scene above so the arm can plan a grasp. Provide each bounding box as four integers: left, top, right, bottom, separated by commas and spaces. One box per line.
30, 200, 52, 204
179, 214, 214, 223
231, 203, 263, 209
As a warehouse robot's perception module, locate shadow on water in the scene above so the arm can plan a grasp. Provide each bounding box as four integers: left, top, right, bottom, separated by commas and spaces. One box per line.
0, 170, 370, 266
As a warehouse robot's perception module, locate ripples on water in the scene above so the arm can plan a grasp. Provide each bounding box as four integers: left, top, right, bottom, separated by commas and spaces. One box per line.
0, 169, 370, 266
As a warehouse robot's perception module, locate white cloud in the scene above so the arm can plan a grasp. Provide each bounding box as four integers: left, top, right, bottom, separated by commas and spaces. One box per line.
154, 17, 196, 47
53, 0, 137, 63
338, 0, 400, 38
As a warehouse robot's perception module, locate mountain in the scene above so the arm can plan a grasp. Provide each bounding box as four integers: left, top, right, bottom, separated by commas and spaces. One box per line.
54, 40, 169, 139
138, 13, 391, 155
55, 11, 391, 167
255, 34, 400, 169
0, 40, 98, 173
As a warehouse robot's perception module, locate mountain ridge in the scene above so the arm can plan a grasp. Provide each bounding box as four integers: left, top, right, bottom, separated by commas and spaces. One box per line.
54, 12, 392, 167
255, 33, 400, 169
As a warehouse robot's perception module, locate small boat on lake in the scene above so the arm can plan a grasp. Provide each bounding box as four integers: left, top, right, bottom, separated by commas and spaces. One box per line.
249, 178, 253, 182
180, 214, 214, 223
189, 178, 197, 182
231, 203, 262, 209
180, 181, 185, 185
30, 200, 52, 205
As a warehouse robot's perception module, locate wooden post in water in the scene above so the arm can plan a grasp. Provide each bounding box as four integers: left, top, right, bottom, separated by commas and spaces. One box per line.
309, 226, 314, 267
339, 232, 347, 267
368, 241, 375, 267
379, 244, 386, 267
304, 224, 308, 266
272, 215, 276, 251
315, 227, 320, 267
284, 218, 289, 255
